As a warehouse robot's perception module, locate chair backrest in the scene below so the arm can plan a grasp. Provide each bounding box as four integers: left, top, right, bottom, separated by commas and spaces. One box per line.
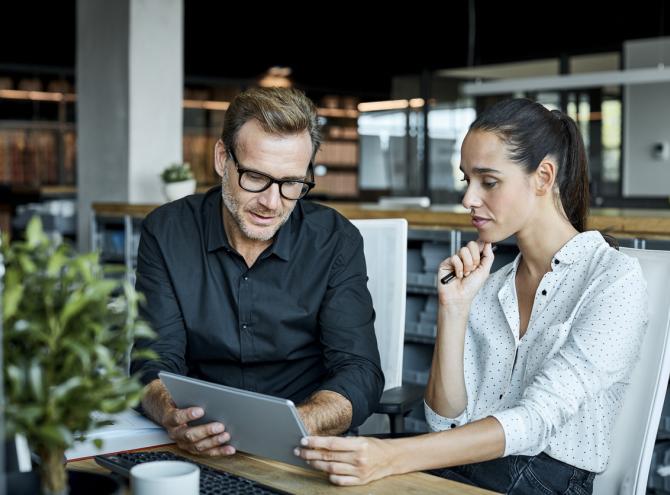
594, 248, 670, 495
350, 219, 408, 391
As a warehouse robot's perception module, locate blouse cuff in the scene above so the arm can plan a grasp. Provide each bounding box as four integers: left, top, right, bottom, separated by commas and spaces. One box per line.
491, 408, 531, 456
424, 400, 468, 431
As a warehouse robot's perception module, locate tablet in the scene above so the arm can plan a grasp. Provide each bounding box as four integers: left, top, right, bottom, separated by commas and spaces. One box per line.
158, 371, 311, 469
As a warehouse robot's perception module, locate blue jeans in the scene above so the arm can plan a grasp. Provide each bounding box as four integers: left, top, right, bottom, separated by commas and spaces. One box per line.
430, 452, 596, 495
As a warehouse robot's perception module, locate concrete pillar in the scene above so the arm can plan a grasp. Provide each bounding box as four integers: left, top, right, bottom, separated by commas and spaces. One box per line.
76, 0, 183, 251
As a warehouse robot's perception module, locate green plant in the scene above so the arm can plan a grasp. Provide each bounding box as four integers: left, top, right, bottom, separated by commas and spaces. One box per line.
160, 162, 194, 183
2, 217, 155, 494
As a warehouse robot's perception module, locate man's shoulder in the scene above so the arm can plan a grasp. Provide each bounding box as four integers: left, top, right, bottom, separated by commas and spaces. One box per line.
143, 192, 210, 234
298, 201, 361, 239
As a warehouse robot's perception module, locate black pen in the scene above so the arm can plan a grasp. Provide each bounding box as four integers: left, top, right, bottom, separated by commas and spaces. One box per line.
440, 245, 497, 285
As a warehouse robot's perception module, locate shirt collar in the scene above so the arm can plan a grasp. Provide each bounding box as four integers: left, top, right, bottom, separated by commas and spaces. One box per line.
205, 187, 230, 253
204, 185, 294, 261
552, 230, 604, 265
504, 230, 605, 275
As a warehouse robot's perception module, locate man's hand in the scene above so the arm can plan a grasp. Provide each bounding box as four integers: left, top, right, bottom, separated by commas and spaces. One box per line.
141, 379, 235, 457
161, 405, 236, 456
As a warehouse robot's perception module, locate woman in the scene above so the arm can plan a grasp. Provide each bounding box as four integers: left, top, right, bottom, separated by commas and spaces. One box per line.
295, 98, 648, 494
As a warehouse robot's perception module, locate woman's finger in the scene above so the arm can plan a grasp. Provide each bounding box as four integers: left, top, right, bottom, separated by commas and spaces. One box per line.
450, 255, 464, 278
466, 240, 481, 267
295, 447, 356, 464
480, 242, 495, 270
328, 474, 365, 486
300, 435, 363, 451
459, 246, 474, 275
307, 459, 359, 476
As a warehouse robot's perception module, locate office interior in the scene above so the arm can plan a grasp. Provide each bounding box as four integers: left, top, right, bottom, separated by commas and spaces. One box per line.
2, 1, 670, 493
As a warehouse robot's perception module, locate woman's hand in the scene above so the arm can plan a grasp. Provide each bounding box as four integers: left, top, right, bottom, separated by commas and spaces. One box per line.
295, 435, 395, 486
437, 241, 495, 308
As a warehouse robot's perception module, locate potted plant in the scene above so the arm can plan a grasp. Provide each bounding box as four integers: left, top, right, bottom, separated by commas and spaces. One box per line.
2, 217, 155, 495
160, 162, 197, 202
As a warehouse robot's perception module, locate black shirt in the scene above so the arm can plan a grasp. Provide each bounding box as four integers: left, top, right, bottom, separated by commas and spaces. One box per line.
131, 187, 384, 428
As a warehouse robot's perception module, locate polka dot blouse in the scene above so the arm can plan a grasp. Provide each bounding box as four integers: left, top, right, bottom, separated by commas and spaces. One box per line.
425, 230, 649, 472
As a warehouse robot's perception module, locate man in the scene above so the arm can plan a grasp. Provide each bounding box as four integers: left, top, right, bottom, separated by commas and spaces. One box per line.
131, 87, 384, 457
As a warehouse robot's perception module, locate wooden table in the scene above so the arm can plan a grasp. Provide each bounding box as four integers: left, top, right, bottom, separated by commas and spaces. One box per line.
92, 201, 670, 239
68, 445, 499, 494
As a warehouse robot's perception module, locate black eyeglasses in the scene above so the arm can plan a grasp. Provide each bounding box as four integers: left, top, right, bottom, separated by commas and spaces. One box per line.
228, 150, 315, 200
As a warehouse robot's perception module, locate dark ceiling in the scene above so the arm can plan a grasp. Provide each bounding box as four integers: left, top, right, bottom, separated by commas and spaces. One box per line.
1, 1, 668, 101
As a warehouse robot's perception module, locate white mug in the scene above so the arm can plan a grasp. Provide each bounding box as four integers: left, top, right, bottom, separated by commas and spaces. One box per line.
130, 460, 200, 495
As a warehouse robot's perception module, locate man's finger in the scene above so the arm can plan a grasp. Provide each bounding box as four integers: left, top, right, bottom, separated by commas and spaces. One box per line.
166, 406, 204, 427
180, 422, 225, 444
198, 444, 236, 457
193, 432, 231, 453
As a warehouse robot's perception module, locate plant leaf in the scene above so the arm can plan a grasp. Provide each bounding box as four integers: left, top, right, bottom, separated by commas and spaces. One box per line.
51, 376, 83, 401
38, 425, 74, 448
25, 216, 46, 248
28, 360, 44, 401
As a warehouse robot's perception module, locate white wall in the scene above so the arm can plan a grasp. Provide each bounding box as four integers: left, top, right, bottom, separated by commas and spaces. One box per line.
623, 37, 670, 197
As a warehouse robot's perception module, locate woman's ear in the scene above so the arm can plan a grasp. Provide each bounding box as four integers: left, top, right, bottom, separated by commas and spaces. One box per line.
534, 158, 557, 196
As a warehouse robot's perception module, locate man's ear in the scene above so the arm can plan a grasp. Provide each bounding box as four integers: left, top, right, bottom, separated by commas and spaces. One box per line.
535, 158, 557, 196
214, 140, 227, 178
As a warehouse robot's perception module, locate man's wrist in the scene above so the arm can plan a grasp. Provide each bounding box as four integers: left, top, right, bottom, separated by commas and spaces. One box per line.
297, 390, 352, 436
142, 379, 172, 426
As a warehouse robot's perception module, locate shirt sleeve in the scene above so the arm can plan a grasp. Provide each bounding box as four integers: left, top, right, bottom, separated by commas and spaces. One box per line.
492, 261, 649, 457
130, 219, 188, 385
315, 229, 385, 428
424, 400, 469, 431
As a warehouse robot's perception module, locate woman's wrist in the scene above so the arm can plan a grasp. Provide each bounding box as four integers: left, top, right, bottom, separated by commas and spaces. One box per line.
438, 305, 471, 327
385, 438, 411, 477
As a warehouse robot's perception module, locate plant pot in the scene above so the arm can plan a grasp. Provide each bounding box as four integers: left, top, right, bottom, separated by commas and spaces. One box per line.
68, 470, 124, 495
7, 470, 123, 495
163, 179, 196, 202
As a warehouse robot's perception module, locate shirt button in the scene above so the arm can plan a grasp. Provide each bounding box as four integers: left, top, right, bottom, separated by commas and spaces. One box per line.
242, 324, 247, 329
541, 289, 547, 296
450, 423, 457, 429
554, 259, 560, 265
243, 276, 248, 281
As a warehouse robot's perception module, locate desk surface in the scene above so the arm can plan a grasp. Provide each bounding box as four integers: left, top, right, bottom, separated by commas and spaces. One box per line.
92, 201, 670, 239
68, 445, 499, 494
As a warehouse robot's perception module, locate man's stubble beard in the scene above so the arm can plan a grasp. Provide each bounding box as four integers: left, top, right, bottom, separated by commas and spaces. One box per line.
221, 166, 294, 242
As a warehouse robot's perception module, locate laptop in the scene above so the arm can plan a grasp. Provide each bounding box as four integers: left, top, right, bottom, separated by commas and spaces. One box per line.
158, 371, 311, 469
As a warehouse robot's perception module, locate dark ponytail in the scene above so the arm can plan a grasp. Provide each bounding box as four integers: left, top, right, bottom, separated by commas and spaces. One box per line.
470, 99, 617, 247
551, 110, 589, 233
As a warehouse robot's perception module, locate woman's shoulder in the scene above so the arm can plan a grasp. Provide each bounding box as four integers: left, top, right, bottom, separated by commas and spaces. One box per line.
588, 235, 644, 279
578, 235, 647, 299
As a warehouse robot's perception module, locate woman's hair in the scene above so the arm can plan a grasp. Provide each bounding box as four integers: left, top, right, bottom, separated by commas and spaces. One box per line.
220, 87, 322, 160
470, 98, 590, 232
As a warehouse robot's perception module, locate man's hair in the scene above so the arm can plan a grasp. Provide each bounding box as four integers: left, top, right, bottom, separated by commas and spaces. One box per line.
220, 87, 322, 160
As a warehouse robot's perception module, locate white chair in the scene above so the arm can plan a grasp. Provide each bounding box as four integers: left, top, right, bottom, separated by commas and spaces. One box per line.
594, 247, 670, 495
350, 219, 423, 434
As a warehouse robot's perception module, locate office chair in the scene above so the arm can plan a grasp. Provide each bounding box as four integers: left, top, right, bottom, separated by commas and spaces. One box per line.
350, 219, 424, 435
593, 248, 670, 495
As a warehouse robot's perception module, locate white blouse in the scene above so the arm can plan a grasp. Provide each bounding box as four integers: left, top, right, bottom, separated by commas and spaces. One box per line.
425, 231, 649, 472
